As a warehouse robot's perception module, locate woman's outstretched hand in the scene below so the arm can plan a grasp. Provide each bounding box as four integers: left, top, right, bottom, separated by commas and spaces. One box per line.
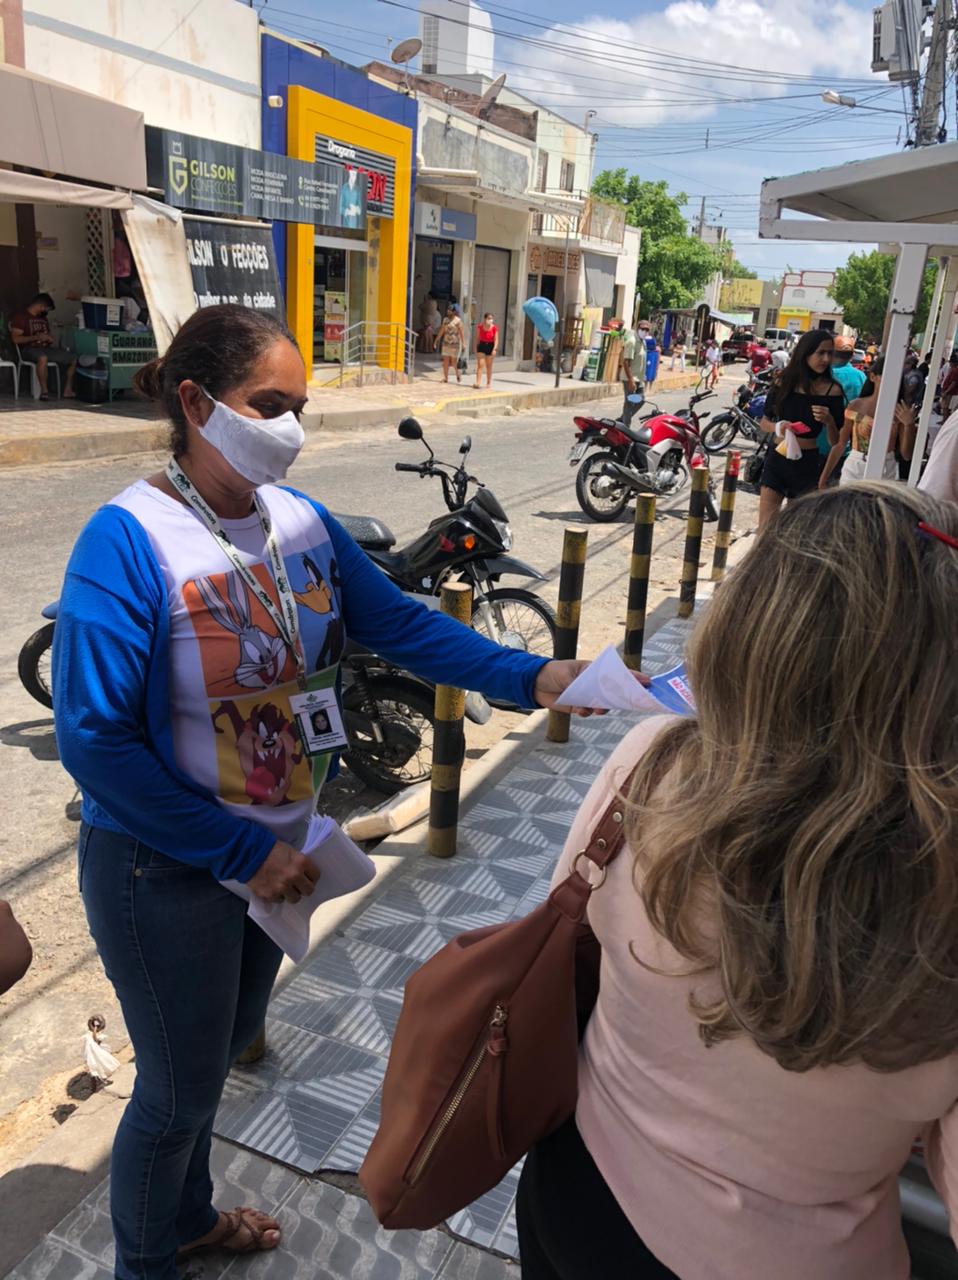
533, 659, 649, 717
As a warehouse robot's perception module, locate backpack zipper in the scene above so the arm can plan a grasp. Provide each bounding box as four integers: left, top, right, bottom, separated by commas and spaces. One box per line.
409, 1004, 509, 1185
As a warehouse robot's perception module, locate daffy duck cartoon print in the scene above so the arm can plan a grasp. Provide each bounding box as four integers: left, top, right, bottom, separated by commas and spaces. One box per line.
294, 552, 344, 669
212, 701, 303, 806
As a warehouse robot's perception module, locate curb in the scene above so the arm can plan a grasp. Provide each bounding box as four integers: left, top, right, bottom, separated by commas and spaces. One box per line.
0, 373, 703, 468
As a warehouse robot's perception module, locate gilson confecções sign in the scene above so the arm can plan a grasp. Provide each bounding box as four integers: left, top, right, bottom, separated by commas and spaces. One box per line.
147, 127, 380, 227
184, 218, 284, 319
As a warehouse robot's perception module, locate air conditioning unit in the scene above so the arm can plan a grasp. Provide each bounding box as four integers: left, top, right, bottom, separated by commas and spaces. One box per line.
872, 6, 890, 71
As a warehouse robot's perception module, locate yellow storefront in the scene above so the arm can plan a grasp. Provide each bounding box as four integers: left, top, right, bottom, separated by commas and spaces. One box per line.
285, 85, 413, 375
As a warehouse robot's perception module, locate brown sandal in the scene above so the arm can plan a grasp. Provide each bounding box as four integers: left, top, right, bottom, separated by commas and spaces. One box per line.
177, 1207, 281, 1259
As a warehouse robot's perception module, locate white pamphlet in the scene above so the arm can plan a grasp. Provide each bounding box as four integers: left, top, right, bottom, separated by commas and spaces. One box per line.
555, 644, 696, 716
221, 815, 376, 962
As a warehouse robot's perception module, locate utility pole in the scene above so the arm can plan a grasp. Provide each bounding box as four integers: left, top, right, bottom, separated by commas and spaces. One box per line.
696, 195, 706, 238
914, 0, 952, 146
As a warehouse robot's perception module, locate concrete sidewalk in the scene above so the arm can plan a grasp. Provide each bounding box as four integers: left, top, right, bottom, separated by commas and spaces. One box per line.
0, 367, 701, 468
2, 594, 701, 1280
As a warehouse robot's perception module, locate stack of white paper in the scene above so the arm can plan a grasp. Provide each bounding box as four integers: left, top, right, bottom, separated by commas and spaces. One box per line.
221, 815, 376, 962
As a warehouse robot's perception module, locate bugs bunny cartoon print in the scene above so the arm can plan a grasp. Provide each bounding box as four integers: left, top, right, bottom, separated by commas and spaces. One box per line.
194, 573, 288, 689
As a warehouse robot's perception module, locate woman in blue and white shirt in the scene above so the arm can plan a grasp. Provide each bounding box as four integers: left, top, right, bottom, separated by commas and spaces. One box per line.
53, 304, 590, 1278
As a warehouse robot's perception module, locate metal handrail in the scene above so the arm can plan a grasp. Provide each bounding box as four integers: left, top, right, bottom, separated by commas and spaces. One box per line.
337, 321, 417, 386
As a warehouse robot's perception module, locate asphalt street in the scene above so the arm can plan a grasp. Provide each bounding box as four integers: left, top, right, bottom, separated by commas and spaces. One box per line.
0, 373, 759, 1149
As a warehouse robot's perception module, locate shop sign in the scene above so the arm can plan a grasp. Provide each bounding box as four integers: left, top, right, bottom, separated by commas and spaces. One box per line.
313, 133, 395, 219
184, 218, 284, 319
415, 202, 477, 242
148, 127, 369, 229
529, 245, 581, 274
324, 290, 347, 361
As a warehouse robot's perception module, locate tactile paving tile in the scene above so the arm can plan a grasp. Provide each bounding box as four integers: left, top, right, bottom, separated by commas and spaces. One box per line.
214, 612, 703, 1251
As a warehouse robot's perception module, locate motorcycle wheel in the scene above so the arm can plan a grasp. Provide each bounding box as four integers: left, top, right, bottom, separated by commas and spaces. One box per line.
701, 413, 739, 453
471, 588, 557, 658
575, 451, 631, 522
341, 675, 435, 796
18, 622, 55, 710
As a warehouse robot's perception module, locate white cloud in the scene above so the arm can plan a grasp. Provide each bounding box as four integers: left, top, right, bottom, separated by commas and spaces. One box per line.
502, 0, 875, 129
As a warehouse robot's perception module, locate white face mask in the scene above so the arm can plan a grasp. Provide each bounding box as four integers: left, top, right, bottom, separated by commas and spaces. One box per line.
198, 391, 305, 487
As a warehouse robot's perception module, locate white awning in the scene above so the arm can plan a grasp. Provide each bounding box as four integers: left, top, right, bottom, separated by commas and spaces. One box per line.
759, 143, 958, 252
417, 169, 585, 218
0, 168, 133, 208
0, 63, 145, 190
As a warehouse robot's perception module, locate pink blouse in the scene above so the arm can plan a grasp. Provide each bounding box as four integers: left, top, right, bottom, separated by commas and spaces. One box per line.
552, 716, 958, 1279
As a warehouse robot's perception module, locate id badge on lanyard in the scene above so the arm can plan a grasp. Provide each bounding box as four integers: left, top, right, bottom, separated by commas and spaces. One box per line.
289, 686, 348, 757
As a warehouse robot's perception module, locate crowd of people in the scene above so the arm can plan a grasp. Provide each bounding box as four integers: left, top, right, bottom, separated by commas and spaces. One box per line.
4, 300, 958, 1279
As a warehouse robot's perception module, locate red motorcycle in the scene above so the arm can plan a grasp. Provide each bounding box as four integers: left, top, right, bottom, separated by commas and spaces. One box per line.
570, 391, 719, 522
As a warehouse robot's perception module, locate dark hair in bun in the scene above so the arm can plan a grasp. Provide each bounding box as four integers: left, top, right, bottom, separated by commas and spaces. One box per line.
133, 304, 299, 455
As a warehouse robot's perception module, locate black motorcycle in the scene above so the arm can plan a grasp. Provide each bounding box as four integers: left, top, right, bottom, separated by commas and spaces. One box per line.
17, 605, 470, 797
701, 371, 773, 454
337, 418, 557, 658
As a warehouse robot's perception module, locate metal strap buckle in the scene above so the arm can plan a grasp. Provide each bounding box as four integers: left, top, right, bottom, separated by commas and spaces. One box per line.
572, 850, 608, 891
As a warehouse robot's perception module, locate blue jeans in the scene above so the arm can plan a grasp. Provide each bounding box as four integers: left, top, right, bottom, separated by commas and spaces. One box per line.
78, 824, 282, 1280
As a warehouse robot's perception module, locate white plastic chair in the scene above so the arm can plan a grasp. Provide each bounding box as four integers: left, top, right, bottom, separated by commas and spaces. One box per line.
0, 357, 18, 398
15, 346, 60, 399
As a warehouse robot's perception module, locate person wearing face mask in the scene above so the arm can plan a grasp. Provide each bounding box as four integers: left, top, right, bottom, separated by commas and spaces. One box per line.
51, 304, 601, 1279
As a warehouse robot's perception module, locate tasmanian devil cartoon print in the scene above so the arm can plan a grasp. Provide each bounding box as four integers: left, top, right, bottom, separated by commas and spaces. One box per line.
212, 701, 303, 806
195, 574, 287, 689
294, 552, 344, 669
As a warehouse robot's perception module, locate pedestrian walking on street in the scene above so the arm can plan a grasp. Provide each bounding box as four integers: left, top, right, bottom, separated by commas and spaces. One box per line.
617, 319, 646, 426
818, 334, 866, 483
669, 330, 686, 372
704, 338, 721, 389
473, 312, 499, 389
51, 303, 597, 1280
757, 328, 843, 528
437, 304, 466, 383
518, 482, 958, 1280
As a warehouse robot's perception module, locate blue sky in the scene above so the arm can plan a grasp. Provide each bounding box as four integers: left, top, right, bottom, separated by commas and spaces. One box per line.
257, 0, 926, 278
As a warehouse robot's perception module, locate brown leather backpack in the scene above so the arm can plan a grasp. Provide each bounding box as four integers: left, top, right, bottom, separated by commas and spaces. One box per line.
359, 780, 632, 1229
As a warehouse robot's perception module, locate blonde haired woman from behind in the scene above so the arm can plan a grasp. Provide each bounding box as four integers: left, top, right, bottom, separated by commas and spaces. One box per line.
517, 482, 958, 1280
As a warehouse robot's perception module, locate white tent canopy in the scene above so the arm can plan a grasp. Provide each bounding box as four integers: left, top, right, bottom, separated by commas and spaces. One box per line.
759, 143, 958, 481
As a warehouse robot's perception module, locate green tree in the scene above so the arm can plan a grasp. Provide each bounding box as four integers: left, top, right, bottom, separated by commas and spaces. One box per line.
591, 168, 720, 314
832, 250, 938, 340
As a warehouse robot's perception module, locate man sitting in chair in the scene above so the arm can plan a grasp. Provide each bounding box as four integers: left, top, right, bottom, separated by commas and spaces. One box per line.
10, 293, 77, 400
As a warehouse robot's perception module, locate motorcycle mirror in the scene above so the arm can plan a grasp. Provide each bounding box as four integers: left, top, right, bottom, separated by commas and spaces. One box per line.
459, 435, 472, 455
398, 417, 423, 441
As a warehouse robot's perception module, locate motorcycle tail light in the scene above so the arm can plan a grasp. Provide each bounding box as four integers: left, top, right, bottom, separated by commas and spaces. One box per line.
460, 534, 477, 551
438, 534, 455, 553
605, 427, 630, 448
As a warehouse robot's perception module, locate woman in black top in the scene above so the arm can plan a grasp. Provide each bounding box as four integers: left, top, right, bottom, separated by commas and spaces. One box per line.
758, 329, 844, 529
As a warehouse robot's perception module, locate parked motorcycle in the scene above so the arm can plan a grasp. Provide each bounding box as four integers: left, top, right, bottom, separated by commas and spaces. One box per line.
571, 392, 720, 523
337, 418, 557, 658
701, 383, 770, 453
17, 604, 471, 796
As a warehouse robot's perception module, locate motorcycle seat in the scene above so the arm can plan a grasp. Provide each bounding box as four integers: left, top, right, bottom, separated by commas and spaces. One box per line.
616, 422, 652, 444
333, 512, 397, 550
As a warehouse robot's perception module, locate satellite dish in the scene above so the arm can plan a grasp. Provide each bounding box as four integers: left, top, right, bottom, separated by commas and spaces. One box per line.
391, 37, 422, 65
475, 72, 507, 118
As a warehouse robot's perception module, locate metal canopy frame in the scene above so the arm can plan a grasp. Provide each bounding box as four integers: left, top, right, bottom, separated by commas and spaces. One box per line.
759, 143, 958, 481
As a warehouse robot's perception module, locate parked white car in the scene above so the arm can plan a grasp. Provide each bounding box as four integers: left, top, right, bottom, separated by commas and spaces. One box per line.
763, 327, 797, 352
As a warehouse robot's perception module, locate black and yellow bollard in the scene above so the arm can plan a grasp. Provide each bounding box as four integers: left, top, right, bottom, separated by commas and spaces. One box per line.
427, 581, 473, 857
678, 465, 709, 619
710, 451, 740, 582
623, 494, 656, 671
546, 526, 589, 744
